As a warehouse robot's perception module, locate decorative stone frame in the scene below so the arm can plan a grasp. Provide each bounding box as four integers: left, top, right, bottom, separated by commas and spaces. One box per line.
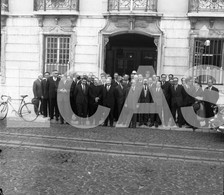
37, 16, 78, 74
98, 15, 164, 76
189, 18, 224, 69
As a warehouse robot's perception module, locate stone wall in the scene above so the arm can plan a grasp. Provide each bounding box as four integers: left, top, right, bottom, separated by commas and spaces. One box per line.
74, 16, 106, 75
160, 17, 191, 79
2, 17, 40, 100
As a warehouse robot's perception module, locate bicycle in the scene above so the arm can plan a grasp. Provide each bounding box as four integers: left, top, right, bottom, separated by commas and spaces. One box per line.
0, 95, 38, 122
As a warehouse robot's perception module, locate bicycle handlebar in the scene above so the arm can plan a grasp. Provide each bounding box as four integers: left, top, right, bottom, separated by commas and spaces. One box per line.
1, 95, 11, 101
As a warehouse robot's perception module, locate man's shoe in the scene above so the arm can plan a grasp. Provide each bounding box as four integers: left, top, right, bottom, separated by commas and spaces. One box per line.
148, 123, 154, 127
192, 127, 197, 132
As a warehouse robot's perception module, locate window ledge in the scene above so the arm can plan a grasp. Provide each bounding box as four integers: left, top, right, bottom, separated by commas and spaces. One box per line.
103, 11, 162, 17
188, 12, 224, 17
33, 10, 79, 16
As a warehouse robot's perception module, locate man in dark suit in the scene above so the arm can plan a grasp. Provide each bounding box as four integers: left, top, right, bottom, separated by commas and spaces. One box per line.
70, 74, 81, 115
41, 72, 50, 117
74, 77, 89, 125
88, 78, 103, 125
33, 73, 43, 114
204, 78, 219, 127
123, 79, 140, 128
161, 74, 172, 126
112, 73, 120, 121
46, 70, 60, 121
103, 78, 116, 127
151, 81, 164, 127
115, 76, 126, 125
139, 78, 152, 126
170, 77, 187, 127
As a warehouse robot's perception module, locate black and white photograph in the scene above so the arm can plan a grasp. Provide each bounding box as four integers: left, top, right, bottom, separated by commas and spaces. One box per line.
0, 0, 224, 194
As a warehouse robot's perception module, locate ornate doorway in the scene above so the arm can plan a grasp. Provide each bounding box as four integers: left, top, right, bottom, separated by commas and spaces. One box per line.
105, 34, 157, 76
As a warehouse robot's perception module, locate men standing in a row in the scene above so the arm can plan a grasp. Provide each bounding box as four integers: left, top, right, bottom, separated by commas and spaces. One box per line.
33, 73, 43, 114
46, 70, 60, 121
41, 72, 50, 117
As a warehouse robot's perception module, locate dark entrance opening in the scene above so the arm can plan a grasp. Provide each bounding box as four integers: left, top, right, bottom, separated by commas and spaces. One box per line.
105, 33, 157, 76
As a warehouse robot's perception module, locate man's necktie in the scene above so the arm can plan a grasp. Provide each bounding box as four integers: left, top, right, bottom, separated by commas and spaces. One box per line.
82, 85, 85, 93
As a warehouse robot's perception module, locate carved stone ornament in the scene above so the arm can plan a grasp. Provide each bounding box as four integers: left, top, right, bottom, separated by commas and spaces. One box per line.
37, 16, 44, 27
190, 18, 198, 30
209, 18, 215, 29
104, 37, 109, 47
135, 20, 149, 28
48, 25, 71, 33
154, 37, 159, 47
70, 17, 78, 28
115, 19, 129, 28
210, 29, 224, 36
101, 16, 162, 36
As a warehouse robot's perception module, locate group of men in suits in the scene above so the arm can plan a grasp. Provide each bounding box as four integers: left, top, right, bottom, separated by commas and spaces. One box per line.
32, 70, 220, 128
33, 70, 60, 121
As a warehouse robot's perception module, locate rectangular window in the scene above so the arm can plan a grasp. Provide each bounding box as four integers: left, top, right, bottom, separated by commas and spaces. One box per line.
193, 38, 224, 84
44, 35, 70, 74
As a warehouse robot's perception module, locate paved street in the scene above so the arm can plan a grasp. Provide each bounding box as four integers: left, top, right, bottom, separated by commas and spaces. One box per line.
0, 121, 224, 194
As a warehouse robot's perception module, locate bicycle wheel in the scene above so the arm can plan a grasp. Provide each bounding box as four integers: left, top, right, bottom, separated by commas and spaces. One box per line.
0, 102, 8, 120
21, 103, 38, 122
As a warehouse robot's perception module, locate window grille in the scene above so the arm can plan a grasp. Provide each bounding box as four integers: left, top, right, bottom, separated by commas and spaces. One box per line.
193, 38, 224, 84
44, 35, 70, 74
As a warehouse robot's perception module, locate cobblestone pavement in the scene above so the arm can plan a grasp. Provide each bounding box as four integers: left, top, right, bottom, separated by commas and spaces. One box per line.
0, 120, 224, 150
0, 120, 224, 194
0, 147, 223, 195
0, 131, 223, 164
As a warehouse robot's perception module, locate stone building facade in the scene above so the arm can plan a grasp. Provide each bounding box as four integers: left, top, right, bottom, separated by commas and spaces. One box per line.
1, 0, 224, 99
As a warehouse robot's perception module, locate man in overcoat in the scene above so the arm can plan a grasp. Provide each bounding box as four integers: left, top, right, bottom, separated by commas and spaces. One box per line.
46, 70, 60, 121
33, 73, 43, 114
